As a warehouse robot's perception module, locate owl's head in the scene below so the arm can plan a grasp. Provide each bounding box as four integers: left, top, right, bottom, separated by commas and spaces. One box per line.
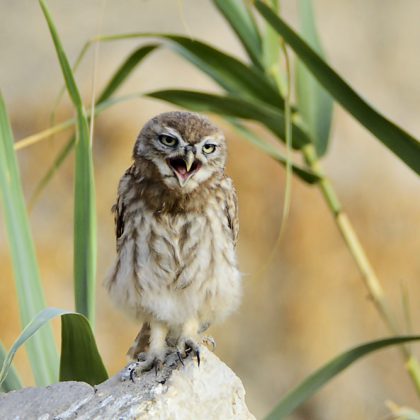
133, 111, 227, 193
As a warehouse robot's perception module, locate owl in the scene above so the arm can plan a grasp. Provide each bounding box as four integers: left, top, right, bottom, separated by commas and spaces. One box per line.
105, 111, 241, 375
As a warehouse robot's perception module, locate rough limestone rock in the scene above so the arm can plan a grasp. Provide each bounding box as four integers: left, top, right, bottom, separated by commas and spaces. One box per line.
0, 348, 255, 420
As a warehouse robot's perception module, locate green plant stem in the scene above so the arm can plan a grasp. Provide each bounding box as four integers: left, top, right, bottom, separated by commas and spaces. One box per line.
302, 143, 420, 396
302, 144, 397, 332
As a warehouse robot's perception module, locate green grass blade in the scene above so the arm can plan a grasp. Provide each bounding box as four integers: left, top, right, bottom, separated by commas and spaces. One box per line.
30, 43, 157, 207
147, 89, 310, 149
255, 0, 420, 175
295, 0, 333, 157
261, 0, 287, 95
0, 342, 22, 392
226, 118, 319, 184
212, 0, 263, 69
0, 92, 58, 386
40, 0, 96, 325
158, 34, 283, 109
266, 335, 420, 419
60, 314, 108, 385
97, 44, 158, 103
0, 308, 108, 388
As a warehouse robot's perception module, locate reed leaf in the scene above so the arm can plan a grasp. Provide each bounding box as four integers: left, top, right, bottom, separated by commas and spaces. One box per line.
147, 89, 310, 149
0, 341, 22, 392
255, 0, 420, 175
225, 118, 319, 184
295, 0, 333, 157
266, 335, 420, 419
40, 0, 97, 325
0, 91, 58, 386
0, 308, 108, 388
29, 44, 157, 207
212, 0, 263, 69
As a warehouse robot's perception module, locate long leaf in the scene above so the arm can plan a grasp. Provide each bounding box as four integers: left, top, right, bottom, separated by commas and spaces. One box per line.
92, 32, 283, 109
60, 313, 108, 385
0, 308, 108, 388
266, 335, 420, 419
159, 34, 282, 108
147, 89, 310, 149
212, 0, 263, 69
225, 118, 320, 184
255, 0, 420, 175
97, 44, 158, 103
0, 342, 22, 392
295, 0, 333, 157
40, 0, 96, 325
0, 92, 58, 385
29, 44, 157, 207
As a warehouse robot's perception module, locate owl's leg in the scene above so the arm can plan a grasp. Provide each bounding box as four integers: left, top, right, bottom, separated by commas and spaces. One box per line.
128, 320, 169, 376
177, 318, 201, 366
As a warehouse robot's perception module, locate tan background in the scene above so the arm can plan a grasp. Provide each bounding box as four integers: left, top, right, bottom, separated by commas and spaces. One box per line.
1, 1, 420, 418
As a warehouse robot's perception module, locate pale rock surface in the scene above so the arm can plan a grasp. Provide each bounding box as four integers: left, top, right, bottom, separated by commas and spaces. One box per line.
0, 347, 255, 420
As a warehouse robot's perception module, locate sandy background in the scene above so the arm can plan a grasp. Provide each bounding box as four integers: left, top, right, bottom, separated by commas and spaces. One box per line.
1, 1, 420, 418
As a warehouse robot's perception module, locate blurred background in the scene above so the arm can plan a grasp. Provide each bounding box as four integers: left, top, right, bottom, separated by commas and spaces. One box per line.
1, 0, 420, 418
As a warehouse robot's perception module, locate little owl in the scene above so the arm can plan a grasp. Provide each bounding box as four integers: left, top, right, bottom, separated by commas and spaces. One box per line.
105, 111, 241, 374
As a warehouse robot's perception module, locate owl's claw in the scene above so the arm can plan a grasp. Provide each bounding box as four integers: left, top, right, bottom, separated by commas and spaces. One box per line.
202, 335, 216, 351
178, 338, 201, 367
176, 350, 185, 366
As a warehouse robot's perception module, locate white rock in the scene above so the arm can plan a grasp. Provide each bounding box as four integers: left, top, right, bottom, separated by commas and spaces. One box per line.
0, 348, 255, 420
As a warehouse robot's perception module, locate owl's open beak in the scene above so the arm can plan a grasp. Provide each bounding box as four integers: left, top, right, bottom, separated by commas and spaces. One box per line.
167, 150, 201, 187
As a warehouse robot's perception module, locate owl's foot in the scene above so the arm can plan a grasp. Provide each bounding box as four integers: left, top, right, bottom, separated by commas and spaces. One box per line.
177, 337, 201, 367
120, 350, 169, 381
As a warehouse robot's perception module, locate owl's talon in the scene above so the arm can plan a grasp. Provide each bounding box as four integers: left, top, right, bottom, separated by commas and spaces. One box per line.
120, 361, 140, 382
196, 349, 201, 367
202, 336, 216, 351
176, 350, 185, 366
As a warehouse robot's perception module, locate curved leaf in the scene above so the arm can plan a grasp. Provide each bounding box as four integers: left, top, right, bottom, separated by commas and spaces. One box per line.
147, 89, 310, 149
0, 92, 58, 386
0, 308, 108, 388
212, 0, 263, 69
159, 34, 283, 108
266, 335, 420, 419
29, 44, 157, 206
60, 313, 108, 385
0, 342, 22, 392
255, 0, 420, 175
97, 44, 159, 103
225, 118, 320, 184
40, 0, 96, 325
295, 0, 333, 156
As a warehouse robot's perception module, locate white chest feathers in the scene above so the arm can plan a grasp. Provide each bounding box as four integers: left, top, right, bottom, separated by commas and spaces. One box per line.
106, 200, 241, 326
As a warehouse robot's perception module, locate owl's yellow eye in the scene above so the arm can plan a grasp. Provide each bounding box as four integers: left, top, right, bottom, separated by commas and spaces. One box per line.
158, 134, 178, 147
202, 143, 216, 154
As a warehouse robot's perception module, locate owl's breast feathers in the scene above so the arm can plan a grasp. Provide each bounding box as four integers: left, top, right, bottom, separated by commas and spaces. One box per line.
106, 163, 240, 323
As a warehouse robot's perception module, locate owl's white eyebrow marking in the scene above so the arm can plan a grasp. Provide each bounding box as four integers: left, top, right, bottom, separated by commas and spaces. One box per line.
161, 126, 185, 144
197, 135, 221, 146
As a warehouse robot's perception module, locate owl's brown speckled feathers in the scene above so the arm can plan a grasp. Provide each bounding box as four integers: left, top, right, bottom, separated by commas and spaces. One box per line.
105, 111, 241, 376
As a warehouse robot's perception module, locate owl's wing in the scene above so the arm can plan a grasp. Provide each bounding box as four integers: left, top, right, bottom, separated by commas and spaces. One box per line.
112, 164, 135, 249
222, 176, 239, 247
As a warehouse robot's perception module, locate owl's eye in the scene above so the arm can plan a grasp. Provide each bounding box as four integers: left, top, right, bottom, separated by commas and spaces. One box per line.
202, 143, 216, 154
158, 134, 178, 147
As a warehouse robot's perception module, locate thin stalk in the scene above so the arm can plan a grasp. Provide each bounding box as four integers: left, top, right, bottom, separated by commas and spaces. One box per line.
302, 143, 420, 396
302, 143, 398, 333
